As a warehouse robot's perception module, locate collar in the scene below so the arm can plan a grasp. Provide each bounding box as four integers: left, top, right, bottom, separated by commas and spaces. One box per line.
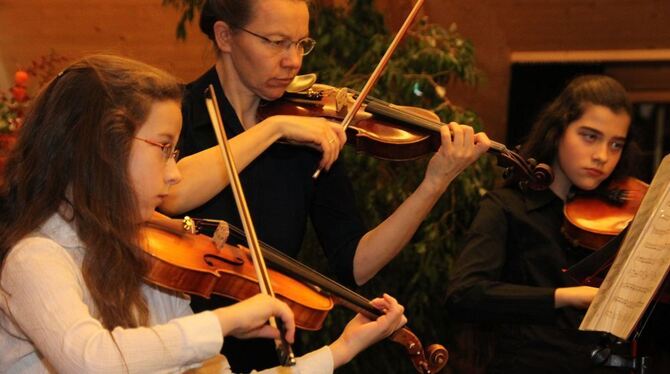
38, 213, 83, 249
523, 187, 562, 212
188, 66, 245, 137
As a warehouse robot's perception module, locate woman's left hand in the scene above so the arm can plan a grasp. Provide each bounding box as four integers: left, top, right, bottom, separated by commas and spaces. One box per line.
423, 123, 490, 193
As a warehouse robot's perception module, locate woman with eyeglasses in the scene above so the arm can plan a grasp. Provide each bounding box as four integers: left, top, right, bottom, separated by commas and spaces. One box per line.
0, 54, 408, 374
160, 0, 489, 371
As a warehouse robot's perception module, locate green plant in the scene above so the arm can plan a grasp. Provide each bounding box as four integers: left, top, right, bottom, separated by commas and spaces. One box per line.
165, 0, 497, 372
296, 2, 495, 373
162, 0, 204, 40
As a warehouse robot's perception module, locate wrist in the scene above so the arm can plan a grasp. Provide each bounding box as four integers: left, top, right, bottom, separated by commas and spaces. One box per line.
259, 116, 284, 142
554, 288, 567, 308
329, 337, 355, 368
212, 308, 236, 337
417, 176, 451, 198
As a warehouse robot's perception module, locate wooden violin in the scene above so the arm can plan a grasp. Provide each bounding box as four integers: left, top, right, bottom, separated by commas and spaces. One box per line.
562, 177, 670, 303
258, 82, 553, 191
141, 214, 448, 373
563, 177, 649, 251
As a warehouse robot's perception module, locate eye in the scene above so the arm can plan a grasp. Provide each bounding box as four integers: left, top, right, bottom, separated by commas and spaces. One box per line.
268, 39, 290, 49
579, 131, 598, 142
610, 140, 626, 151
160, 143, 174, 158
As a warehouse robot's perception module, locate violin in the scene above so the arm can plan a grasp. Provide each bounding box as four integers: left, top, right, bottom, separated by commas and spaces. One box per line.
258, 82, 553, 191
563, 177, 649, 251
141, 214, 448, 374
562, 177, 670, 304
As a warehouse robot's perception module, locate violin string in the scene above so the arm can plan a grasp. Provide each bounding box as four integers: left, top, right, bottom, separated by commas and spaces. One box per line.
193, 218, 377, 313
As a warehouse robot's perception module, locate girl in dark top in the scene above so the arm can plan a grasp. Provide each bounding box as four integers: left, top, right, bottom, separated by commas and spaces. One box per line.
160, 0, 490, 371
447, 75, 639, 373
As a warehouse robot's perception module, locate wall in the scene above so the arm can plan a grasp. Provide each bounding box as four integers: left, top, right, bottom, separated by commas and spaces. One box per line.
2, 0, 669, 142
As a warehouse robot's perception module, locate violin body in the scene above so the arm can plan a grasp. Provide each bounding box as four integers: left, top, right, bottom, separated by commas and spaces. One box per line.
141, 218, 333, 331
563, 177, 649, 251
260, 84, 441, 161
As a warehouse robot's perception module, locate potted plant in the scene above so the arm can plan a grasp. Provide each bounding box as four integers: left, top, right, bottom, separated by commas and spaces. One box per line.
0, 53, 67, 175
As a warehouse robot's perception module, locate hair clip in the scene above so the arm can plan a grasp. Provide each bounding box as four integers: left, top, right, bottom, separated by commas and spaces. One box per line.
56, 68, 69, 79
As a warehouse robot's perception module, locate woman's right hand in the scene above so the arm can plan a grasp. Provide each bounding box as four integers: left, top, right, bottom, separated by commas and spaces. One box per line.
329, 294, 407, 368
212, 294, 295, 343
263, 115, 346, 171
554, 286, 598, 309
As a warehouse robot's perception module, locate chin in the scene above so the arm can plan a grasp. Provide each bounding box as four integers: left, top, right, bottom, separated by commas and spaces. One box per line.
574, 179, 603, 191
140, 208, 154, 223
259, 88, 287, 101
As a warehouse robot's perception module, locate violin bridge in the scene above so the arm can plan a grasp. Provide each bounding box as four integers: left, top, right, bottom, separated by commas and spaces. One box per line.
335, 87, 348, 116
212, 221, 230, 250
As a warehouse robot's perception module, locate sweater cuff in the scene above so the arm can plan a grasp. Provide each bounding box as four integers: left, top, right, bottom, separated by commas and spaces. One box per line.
295, 345, 333, 374
172, 310, 223, 364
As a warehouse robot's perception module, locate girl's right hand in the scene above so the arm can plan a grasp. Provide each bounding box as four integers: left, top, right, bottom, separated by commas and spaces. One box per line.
263, 115, 346, 171
554, 286, 598, 309
212, 294, 295, 343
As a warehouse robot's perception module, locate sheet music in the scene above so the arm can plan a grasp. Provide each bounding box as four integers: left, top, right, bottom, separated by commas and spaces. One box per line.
580, 154, 670, 340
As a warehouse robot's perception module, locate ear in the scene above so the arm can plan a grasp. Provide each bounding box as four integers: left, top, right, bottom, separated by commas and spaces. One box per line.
213, 20, 234, 53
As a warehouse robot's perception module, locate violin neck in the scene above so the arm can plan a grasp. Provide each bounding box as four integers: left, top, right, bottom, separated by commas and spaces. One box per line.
365, 101, 442, 132
365, 100, 508, 154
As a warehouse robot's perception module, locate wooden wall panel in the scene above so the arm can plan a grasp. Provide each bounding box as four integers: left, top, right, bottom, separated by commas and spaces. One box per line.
493, 0, 670, 52
2, 0, 669, 143
0, 0, 214, 86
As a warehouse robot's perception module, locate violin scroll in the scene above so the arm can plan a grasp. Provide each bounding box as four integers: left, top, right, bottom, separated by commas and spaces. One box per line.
493, 144, 554, 191
389, 328, 448, 373
523, 158, 554, 191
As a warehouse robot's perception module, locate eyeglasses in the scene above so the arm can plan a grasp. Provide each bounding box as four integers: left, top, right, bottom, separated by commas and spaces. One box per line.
236, 26, 316, 56
134, 137, 180, 162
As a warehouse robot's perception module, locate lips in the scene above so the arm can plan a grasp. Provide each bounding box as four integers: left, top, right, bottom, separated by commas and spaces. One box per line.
583, 168, 604, 177
269, 77, 293, 86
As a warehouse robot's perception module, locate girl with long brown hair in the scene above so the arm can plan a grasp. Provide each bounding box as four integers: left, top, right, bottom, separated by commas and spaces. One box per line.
0, 54, 406, 373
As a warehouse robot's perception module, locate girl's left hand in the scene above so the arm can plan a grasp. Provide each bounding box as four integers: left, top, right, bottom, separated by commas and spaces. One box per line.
329, 294, 407, 368
423, 123, 490, 193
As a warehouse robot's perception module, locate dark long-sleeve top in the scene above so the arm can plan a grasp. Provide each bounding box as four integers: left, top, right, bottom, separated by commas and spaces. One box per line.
447, 185, 618, 373
180, 67, 365, 287
178, 67, 366, 372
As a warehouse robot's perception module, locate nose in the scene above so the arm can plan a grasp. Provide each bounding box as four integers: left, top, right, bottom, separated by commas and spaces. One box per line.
592, 142, 609, 165
280, 45, 303, 69
165, 158, 182, 186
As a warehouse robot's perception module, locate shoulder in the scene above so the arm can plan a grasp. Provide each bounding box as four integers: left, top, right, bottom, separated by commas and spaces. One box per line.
480, 186, 524, 209
182, 67, 217, 109
2, 235, 82, 294
7, 235, 77, 268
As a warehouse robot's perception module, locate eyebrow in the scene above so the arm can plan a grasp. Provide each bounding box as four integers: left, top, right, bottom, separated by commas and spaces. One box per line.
578, 125, 627, 141
261, 30, 309, 40
154, 132, 178, 143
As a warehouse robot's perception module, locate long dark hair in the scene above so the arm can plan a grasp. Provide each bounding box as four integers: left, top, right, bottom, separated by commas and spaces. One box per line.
0, 54, 182, 329
519, 74, 638, 185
